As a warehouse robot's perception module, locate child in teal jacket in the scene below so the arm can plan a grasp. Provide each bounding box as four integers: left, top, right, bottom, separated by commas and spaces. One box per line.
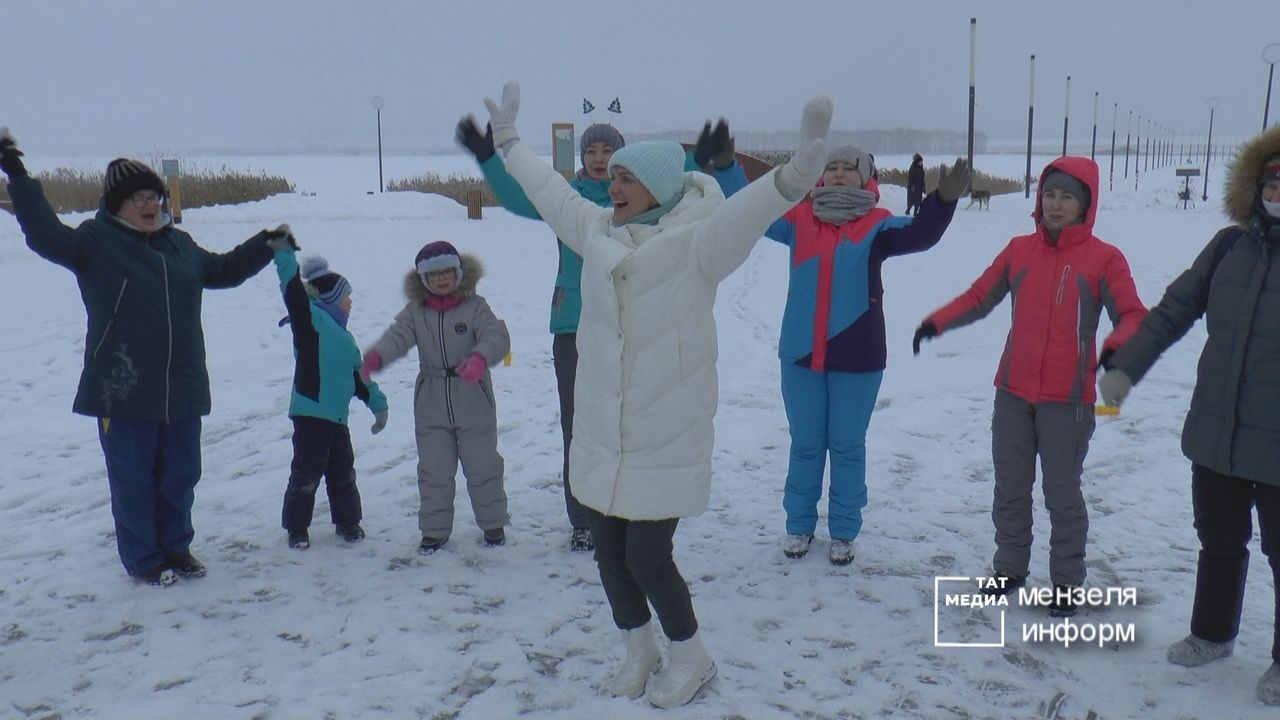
269, 238, 388, 550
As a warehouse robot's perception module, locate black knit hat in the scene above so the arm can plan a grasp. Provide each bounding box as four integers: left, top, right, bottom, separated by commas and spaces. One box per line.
103, 158, 167, 214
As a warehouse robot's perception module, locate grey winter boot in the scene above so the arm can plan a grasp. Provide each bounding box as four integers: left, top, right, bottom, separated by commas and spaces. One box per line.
645, 631, 717, 708
1258, 663, 1280, 706
1166, 634, 1235, 666
609, 621, 661, 699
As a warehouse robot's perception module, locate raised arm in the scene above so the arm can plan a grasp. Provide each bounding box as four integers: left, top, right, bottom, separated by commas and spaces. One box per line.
874, 158, 968, 259
456, 116, 542, 220
2, 130, 90, 270
693, 96, 832, 282
485, 83, 609, 255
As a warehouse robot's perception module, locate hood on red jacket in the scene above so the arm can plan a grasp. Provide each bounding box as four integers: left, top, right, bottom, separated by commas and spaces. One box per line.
1033, 156, 1100, 246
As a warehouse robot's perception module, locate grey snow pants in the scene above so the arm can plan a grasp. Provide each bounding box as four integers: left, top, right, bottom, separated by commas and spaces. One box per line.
414, 422, 507, 539
990, 389, 1095, 586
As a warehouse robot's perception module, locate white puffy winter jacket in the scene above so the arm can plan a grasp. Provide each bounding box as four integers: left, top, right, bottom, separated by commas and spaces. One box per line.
504, 141, 802, 519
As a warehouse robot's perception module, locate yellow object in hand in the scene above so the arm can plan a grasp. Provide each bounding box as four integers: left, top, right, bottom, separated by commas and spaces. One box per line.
1095, 405, 1120, 416
503, 352, 512, 367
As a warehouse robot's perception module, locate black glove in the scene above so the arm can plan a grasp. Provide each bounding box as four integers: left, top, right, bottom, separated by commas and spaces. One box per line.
264, 223, 299, 252
456, 116, 495, 162
1097, 348, 1115, 370
0, 129, 29, 178
694, 119, 734, 170
912, 321, 938, 356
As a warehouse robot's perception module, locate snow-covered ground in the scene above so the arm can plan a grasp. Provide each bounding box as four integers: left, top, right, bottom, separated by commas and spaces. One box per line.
2, 151, 1273, 719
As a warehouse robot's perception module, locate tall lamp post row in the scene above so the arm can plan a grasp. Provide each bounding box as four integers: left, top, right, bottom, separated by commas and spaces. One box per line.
1013, 40, 1278, 203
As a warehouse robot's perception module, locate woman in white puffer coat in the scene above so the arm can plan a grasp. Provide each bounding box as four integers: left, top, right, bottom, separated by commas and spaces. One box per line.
476, 81, 831, 708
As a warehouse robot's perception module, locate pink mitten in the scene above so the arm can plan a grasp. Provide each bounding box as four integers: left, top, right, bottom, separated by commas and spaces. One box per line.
457, 353, 487, 383
361, 351, 383, 379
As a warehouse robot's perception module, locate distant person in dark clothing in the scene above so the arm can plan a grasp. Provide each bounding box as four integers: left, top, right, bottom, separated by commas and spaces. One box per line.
906, 153, 926, 216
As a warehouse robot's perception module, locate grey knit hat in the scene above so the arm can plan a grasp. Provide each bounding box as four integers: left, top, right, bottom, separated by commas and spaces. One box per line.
580, 124, 625, 166
1042, 170, 1091, 210
824, 145, 875, 188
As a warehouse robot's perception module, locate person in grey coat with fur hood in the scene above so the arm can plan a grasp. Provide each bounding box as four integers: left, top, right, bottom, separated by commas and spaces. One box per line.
361, 241, 511, 554
1099, 124, 1280, 706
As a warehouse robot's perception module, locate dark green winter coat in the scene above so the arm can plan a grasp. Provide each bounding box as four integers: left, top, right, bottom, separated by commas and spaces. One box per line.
1108, 125, 1280, 485
8, 174, 273, 421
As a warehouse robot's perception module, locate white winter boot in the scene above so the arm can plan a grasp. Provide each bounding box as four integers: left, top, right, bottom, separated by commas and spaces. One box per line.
609, 621, 661, 699
645, 631, 717, 708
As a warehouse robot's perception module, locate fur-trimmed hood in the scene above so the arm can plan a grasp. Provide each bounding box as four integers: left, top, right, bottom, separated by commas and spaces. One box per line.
1225, 125, 1280, 227
401, 253, 484, 303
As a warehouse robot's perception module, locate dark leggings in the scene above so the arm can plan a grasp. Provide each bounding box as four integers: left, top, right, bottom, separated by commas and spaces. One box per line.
585, 507, 698, 641
1189, 464, 1280, 662
552, 333, 589, 529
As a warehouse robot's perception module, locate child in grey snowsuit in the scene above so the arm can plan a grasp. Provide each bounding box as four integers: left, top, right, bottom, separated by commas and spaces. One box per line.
362, 241, 510, 554
269, 239, 389, 551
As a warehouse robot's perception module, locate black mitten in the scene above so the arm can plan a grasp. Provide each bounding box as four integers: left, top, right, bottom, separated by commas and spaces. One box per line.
693, 119, 734, 170
0, 128, 29, 178
455, 116, 495, 162
912, 321, 938, 356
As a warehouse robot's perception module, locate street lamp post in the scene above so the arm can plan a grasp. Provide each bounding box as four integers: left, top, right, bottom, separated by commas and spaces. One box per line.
1025, 54, 1035, 198
1203, 97, 1219, 202
1062, 75, 1071, 156
1108, 102, 1117, 192
1264, 44, 1280, 131
1124, 110, 1132, 178
1091, 91, 1099, 161
371, 95, 386, 193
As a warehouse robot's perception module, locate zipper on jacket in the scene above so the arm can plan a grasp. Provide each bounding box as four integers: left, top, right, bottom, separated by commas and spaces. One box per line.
1055, 264, 1071, 305
162, 255, 173, 423
436, 311, 454, 425
91, 279, 129, 359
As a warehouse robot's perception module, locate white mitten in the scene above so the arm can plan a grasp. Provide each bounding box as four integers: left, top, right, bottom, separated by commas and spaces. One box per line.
483, 81, 521, 150
775, 96, 833, 200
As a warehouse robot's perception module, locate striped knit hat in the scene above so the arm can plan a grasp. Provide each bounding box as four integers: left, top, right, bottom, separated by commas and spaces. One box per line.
299, 256, 352, 304
103, 158, 167, 214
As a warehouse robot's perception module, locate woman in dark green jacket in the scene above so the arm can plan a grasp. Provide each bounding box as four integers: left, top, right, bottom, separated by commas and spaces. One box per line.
1, 130, 280, 587
1100, 124, 1280, 706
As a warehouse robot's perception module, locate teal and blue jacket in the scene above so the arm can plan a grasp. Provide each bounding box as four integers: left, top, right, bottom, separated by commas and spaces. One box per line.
274, 250, 387, 424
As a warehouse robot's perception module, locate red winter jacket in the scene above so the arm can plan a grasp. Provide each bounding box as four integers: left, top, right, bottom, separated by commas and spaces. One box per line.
924, 156, 1147, 405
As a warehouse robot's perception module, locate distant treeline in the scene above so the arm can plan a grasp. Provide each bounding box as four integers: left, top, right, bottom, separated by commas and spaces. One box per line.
631, 128, 987, 156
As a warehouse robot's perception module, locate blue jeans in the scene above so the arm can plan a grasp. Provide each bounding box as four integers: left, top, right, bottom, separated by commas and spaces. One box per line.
781, 363, 883, 541
97, 417, 202, 576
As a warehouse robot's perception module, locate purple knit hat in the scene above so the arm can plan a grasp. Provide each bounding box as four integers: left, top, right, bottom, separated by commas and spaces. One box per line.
415, 241, 463, 282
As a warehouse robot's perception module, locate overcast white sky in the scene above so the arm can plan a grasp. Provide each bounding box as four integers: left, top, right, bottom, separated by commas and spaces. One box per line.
8, 0, 1280, 156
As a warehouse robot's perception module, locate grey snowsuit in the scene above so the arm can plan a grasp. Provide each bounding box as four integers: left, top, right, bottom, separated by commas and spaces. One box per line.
367, 256, 511, 538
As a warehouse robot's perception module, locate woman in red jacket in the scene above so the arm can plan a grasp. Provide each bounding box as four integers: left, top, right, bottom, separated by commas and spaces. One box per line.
913, 156, 1147, 616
